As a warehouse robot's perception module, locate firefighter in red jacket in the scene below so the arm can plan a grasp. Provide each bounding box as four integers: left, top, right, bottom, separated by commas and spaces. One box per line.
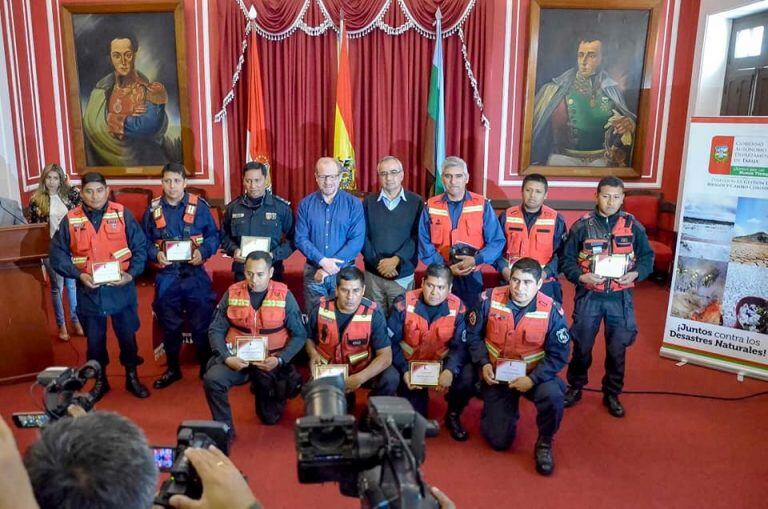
418, 156, 505, 310
49, 172, 149, 401
467, 258, 571, 476
388, 263, 475, 441
494, 173, 567, 302
305, 266, 399, 407
204, 251, 306, 437
560, 176, 654, 418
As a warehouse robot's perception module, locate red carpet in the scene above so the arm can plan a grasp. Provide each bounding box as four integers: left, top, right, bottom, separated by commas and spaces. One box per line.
1, 263, 766, 508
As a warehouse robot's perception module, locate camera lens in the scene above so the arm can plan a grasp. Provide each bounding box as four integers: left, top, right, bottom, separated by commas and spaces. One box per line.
302, 376, 346, 418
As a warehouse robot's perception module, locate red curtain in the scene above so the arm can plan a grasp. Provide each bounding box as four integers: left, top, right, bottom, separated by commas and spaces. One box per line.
216, 0, 493, 205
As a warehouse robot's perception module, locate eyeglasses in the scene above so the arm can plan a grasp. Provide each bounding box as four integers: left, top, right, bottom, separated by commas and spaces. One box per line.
315, 174, 340, 181
377, 170, 402, 178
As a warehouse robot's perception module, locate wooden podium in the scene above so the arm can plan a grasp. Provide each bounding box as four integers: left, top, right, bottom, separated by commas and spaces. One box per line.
0, 223, 53, 383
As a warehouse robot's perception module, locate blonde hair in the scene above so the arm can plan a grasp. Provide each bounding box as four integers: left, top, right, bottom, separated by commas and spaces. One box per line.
30, 164, 72, 218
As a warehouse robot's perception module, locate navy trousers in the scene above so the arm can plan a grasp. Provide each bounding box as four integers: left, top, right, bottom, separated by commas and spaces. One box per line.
153, 270, 216, 367
566, 291, 638, 396
481, 378, 565, 451
203, 362, 302, 430
345, 365, 400, 411
398, 363, 476, 418
452, 271, 484, 311
78, 306, 142, 369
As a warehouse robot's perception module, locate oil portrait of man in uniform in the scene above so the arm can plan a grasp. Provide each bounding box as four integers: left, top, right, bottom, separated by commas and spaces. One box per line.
61, 3, 193, 176
521, 2, 659, 177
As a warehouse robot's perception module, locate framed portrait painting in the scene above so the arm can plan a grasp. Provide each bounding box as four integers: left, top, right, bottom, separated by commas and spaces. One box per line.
60, 1, 193, 177
521, 0, 663, 177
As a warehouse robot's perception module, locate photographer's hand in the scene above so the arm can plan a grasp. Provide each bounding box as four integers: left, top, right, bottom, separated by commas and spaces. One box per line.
0, 416, 40, 509
168, 445, 260, 509
431, 487, 456, 509
66, 404, 87, 417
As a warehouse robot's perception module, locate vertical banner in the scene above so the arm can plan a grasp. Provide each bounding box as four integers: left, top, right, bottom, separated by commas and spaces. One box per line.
661, 118, 768, 380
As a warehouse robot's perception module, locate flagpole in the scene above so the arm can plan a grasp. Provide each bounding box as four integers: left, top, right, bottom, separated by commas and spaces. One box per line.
431, 8, 446, 194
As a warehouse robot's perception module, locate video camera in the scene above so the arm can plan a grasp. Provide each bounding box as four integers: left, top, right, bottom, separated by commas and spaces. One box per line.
12, 360, 101, 429
296, 376, 440, 509
154, 420, 231, 508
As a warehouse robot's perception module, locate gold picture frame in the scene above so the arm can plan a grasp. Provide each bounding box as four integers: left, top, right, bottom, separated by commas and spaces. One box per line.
520, 0, 663, 178
60, 0, 194, 177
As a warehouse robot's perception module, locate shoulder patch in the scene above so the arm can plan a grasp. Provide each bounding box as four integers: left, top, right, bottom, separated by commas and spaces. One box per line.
468, 310, 477, 327
394, 298, 406, 312
556, 328, 570, 344
273, 194, 291, 206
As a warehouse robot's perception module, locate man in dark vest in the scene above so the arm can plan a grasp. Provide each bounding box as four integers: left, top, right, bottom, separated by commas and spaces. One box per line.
362, 156, 423, 315
560, 176, 654, 418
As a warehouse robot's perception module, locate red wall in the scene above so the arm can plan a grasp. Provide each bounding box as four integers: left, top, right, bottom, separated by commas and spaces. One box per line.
1, 0, 698, 208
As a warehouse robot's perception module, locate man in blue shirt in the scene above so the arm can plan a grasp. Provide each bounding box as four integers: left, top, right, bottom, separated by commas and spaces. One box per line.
467, 258, 571, 476
295, 157, 365, 313
221, 162, 294, 282
142, 163, 220, 389
50, 172, 149, 401
362, 156, 423, 315
419, 156, 505, 310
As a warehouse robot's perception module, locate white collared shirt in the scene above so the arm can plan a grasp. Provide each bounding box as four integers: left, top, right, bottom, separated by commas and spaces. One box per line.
378, 188, 406, 211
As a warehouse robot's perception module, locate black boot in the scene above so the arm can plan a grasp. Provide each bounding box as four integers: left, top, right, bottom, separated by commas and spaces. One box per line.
153, 367, 182, 389
563, 386, 582, 408
444, 411, 468, 442
535, 437, 555, 476
90, 374, 111, 403
125, 368, 150, 398
603, 393, 625, 418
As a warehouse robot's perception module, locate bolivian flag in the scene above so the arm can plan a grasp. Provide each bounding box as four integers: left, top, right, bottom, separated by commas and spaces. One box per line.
333, 18, 357, 191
